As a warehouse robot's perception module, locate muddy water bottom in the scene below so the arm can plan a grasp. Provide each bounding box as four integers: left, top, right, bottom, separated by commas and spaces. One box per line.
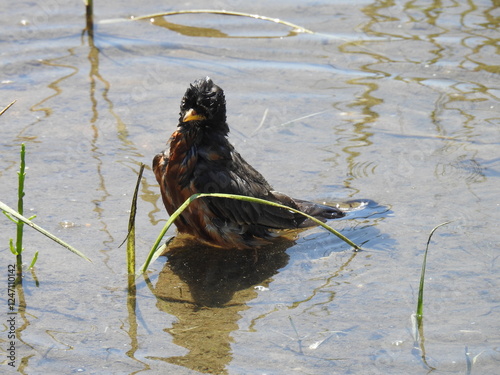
1, 1, 499, 374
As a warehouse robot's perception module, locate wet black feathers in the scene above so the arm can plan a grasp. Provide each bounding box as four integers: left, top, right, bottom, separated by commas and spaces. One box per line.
161, 77, 345, 245
181, 78, 318, 230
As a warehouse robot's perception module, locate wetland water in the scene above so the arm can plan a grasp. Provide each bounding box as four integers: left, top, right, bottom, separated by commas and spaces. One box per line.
0, 1, 499, 374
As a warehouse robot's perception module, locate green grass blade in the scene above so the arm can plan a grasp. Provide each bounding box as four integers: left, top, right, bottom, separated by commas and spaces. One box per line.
136, 194, 200, 276
416, 221, 452, 320
204, 193, 359, 248
125, 164, 145, 275
121, 164, 145, 247
3, 211, 18, 223
0, 201, 92, 262
9, 238, 17, 255
138, 193, 359, 275
140, 242, 169, 275
29, 251, 39, 269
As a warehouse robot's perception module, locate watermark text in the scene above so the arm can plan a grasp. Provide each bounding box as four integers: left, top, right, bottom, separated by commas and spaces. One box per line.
6, 264, 17, 368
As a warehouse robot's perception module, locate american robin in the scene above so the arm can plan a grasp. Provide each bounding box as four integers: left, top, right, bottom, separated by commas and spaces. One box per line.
153, 77, 345, 249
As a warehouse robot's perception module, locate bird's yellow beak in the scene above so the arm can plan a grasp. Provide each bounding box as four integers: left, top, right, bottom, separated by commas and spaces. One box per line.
182, 108, 206, 123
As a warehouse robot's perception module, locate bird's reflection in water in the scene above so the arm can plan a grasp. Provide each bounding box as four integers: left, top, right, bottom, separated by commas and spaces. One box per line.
150, 234, 295, 374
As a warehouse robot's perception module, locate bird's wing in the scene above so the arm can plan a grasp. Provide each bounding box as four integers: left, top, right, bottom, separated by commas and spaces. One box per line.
152, 151, 168, 186
194, 149, 304, 230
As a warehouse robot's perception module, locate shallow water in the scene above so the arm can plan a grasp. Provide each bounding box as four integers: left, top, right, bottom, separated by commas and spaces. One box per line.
1, 0, 499, 374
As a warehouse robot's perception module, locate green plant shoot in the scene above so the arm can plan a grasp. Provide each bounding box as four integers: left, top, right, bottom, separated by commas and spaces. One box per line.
416, 221, 452, 322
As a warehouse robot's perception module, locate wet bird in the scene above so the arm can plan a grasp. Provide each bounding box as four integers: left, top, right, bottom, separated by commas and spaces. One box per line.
153, 77, 345, 249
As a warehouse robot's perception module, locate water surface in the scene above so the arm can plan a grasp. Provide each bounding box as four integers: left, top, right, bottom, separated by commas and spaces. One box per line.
0, 0, 498, 374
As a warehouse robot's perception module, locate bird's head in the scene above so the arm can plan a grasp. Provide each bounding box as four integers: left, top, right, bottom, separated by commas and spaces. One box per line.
179, 77, 228, 134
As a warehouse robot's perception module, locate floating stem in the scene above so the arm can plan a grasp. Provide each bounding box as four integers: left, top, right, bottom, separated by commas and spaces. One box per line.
100, 9, 314, 34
